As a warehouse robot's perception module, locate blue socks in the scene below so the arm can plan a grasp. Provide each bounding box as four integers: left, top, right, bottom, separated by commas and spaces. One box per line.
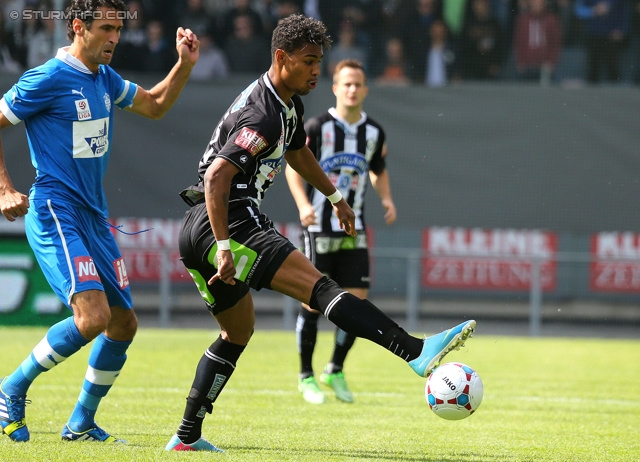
67, 334, 131, 432
3, 317, 88, 396
3, 317, 132, 433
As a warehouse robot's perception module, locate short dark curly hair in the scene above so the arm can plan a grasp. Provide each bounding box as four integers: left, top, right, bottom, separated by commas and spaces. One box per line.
66, 0, 128, 41
270, 14, 332, 59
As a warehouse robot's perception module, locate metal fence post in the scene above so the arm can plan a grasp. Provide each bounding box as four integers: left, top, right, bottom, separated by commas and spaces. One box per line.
529, 257, 542, 336
283, 295, 297, 330
159, 248, 171, 328
406, 254, 420, 333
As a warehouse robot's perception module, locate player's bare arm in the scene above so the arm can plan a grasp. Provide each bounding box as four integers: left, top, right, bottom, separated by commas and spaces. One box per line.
285, 163, 317, 226
285, 145, 356, 235
0, 113, 28, 221
204, 156, 239, 285
127, 27, 199, 120
369, 169, 397, 225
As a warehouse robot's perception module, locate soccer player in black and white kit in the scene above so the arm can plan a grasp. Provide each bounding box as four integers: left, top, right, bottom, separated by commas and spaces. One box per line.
166, 14, 476, 452
286, 59, 397, 404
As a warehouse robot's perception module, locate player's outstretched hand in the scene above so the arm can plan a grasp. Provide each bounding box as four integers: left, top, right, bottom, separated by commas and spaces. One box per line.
176, 27, 199, 65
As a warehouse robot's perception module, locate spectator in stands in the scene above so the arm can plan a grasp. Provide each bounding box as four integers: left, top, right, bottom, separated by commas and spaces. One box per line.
378, 0, 410, 37
459, 0, 506, 80
376, 36, 412, 86
5, 0, 38, 70
425, 19, 456, 87
303, 0, 321, 19
0, 8, 22, 74
189, 32, 230, 80
177, 0, 216, 39
324, 19, 368, 75
224, 12, 271, 74
25, 2, 63, 69
342, 1, 384, 69
513, 0, 562, 85
2, 0, 27, 69
397, 0, 443, 83
273, 0, 304, 20
555, 0, 582, 45
251, 0, 304, 38
4, 0, 66, 71
217, 0, 265, 47
316, 0, 343, 40
141, 19, 176, 73
632, 0, 640, 84
574, 0, 629, 83
110, 0, 147, 71
491, 0, 518, 39
253, 0, 279, 36
442, 0, 467, 47
138, 0, 180, 43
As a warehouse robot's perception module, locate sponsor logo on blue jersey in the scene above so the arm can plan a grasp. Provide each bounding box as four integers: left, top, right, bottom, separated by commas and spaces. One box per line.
85, 121, 108, 156
73, 117, 110, 158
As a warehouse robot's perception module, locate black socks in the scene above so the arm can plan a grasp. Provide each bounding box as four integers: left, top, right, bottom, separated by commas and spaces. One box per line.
309, 276, 423, 361
177, 336, 245, 444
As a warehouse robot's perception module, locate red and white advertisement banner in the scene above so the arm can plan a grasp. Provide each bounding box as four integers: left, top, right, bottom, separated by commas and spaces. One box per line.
422, 227, 558, 291
590, 232, 640, 293
110, 218, 186, 282
109, 218, 300, 282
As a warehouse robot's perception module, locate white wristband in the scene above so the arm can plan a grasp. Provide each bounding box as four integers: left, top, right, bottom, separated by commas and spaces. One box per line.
217, 239, 231, 251
326, 190, 343, 204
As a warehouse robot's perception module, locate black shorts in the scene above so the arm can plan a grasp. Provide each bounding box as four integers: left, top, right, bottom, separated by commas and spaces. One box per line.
179, 200, 297, 314
301, 229, 370, 289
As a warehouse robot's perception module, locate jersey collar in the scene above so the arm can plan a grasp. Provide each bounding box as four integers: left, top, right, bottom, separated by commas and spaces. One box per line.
262, 73, 295, 115
328, 107, 367, 132
55, 47, 96, 75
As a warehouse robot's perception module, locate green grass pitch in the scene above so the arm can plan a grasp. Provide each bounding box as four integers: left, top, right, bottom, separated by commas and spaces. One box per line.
0, 325, 638, 461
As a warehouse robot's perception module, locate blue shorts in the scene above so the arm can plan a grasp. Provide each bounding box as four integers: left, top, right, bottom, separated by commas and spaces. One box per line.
25, 198, 133, 310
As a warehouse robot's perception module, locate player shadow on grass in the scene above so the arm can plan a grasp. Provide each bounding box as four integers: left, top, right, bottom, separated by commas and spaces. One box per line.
224, 445, 511, 461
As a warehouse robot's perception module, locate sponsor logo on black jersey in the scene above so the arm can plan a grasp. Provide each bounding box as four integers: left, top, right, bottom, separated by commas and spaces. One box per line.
234, 127, 268, 156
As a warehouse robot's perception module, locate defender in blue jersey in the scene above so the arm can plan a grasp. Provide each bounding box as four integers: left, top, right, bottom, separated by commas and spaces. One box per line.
0, 0, 200, 443
166, 14, 475, 453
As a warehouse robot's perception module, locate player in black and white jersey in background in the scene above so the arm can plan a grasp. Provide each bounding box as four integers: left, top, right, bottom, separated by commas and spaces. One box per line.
166, 14, 475, 452
286, 59, 397, 404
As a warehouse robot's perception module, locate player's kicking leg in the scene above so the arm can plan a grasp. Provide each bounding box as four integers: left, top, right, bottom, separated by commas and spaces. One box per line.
273, 253, 476, 378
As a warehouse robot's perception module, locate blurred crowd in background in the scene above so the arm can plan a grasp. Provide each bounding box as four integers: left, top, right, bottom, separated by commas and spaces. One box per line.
0, 0, 639, 87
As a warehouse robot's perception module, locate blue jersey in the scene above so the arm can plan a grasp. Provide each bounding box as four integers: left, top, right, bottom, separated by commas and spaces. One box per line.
0, 47, 138, 216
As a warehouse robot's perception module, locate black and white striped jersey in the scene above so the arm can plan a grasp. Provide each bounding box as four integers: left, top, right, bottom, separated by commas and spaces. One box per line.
304, 107, 386, 234
180, 73, 307, 208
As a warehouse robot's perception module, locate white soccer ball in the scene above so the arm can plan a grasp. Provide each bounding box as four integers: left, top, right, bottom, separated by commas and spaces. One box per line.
425, 362, 484, 420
